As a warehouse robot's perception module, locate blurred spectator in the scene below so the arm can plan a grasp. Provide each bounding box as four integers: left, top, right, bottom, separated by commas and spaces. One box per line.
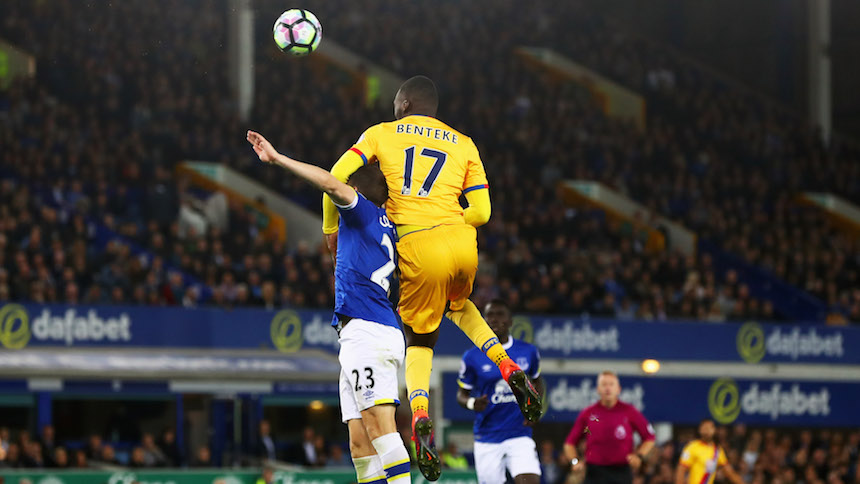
539, 440, 563, 484
441, 443, 468, 470
290, 427, 319, 467
130, 446, 147, 468
326, 444, 351, 468
141, 432, 167, 467
86, 434, 103, 461
38, 425, 56, 466
158, 428, 182, 467
73, 449, 88, 469
192, 446, 212, 468
51, 447, 69, 469
256, 466, 276, 484
100, 445, 121, 466
254, 420, 277, 462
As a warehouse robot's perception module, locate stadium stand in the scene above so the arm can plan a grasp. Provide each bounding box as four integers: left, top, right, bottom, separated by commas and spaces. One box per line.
2, 0, 858, 320
2, 1, 860, 482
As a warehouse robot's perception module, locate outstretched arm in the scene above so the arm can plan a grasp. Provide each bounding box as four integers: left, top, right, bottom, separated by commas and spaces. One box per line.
322, 150, 367, 235
246, 130, 356, 207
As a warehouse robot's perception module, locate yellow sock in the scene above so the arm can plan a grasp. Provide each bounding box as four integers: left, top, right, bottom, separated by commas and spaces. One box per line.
447, 300, 511, 366
405, 346, 433, 414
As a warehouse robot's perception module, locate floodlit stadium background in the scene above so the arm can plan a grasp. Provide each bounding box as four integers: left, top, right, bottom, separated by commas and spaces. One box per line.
1, 0, 859, 483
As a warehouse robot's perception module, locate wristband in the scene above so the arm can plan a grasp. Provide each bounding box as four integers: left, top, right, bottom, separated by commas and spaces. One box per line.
466, 397, 476, 410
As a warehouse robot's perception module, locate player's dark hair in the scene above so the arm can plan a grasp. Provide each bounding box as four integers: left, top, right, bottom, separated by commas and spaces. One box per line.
399, 75, 439, 116
699, 418, 715, 427
348, 164, 388, 207
486, 298, 512, 313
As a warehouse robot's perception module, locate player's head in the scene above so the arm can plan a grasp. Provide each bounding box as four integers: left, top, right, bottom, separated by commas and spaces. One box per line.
347, 164, 389, 207
698, 418, 716, 442
597, 370, 621, 405
394, 75, 438, 119
483, 299, 512, 340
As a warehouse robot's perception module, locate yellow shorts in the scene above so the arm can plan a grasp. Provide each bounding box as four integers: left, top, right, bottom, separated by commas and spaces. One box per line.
396, 224, 478, 334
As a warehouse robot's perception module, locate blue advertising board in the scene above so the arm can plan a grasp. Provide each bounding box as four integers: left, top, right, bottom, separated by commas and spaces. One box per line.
0, 303, 855, 365
443, 372, 860, 426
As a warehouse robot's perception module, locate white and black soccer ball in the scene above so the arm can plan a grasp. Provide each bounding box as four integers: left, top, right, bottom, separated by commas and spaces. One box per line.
273, 9, 322, 56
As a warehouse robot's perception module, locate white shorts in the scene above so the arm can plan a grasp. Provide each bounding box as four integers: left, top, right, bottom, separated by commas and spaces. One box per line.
473, 436, 541, 484
338, 319, 405, 423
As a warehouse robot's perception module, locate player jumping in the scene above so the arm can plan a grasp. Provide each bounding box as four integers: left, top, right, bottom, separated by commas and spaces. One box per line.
247, 131, 411, 484
457, 299, 545, 484
321, 76, 542, 480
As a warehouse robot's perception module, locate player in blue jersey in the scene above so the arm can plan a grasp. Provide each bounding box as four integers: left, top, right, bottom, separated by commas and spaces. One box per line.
457, 299, 545, 484
247, 131, 411, 484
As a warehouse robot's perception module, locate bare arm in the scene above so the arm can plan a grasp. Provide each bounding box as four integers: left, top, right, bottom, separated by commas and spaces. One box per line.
675, 463, 689, 484
246, 130, 356, 206
456, 387, 488, 411
721, 463, 745, 484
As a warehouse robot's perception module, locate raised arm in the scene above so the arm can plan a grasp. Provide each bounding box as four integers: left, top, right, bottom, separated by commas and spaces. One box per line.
246, 130, 356, 207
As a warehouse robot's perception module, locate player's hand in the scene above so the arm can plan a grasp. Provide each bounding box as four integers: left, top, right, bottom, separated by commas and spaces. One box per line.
473, 395, 489, 412
246, 130, 280, 164
571, 459, 585, 473
626, 453, 642, 470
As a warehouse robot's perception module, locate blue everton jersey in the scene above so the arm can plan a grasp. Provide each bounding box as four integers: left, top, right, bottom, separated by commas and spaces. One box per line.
332, 192, 399, 329
458, 338, 541, 443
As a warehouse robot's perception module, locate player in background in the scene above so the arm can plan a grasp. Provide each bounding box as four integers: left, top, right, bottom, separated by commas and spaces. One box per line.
457, 299, 545, 484
676, 419, 744, 484
321, 75, 541, 480
247, 131, 410, 484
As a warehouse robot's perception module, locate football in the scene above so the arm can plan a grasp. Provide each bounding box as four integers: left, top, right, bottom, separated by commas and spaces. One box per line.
273, 9, 322, 56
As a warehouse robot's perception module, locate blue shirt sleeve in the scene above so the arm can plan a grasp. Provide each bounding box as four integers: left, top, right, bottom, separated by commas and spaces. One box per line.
457, 353, 477, 391
337, 193, 377, 228
530, 346, 541, 379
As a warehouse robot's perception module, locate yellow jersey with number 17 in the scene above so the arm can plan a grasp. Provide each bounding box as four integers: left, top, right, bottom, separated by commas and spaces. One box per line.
347, 114, 489, 227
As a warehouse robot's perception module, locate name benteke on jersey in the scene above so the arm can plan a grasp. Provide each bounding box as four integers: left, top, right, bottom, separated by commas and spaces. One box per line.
395, 123, 459, 144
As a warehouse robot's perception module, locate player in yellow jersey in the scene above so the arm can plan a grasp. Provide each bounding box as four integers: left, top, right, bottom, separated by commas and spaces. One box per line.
676, 419, 744, 484
321, 76, 542, 481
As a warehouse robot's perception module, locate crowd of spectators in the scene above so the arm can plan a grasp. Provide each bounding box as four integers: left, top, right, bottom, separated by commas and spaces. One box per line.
0, 422, 354, 470
539, 425, 860, 484
1, 0, 858, 321
5, 421, 860, 484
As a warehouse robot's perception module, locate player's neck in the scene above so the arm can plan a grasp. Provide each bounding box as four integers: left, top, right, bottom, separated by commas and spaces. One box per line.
498, 334, 510, 345
599, 398, 618, 408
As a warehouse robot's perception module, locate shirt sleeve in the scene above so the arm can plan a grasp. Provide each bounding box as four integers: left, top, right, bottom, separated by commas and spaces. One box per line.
457, 354, 476, 391
630, 407, 656, 442
350, 126, 379, 166
321, 126, 380, 234
462, 139, 489, 193
717, 447, 728, 466
565, 411, 588, 447
337, 193, 376, 229
679, 443, 694, 468
530, 347, 541, 380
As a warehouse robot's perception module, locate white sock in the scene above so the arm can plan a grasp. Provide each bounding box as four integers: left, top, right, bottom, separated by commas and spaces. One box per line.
352, 454, 387, 483
371, 432, 412, 484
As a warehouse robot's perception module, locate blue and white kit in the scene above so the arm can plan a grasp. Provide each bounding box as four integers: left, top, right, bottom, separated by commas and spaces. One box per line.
458, 337, 542, 483
333, 192, 403, 422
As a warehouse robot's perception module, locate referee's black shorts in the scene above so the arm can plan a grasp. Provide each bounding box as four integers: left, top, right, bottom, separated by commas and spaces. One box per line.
584, 464, 633, 484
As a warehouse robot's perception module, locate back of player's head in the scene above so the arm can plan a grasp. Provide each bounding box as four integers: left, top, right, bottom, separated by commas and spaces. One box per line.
397, 75, 438, 116
348, 164, 389, 207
